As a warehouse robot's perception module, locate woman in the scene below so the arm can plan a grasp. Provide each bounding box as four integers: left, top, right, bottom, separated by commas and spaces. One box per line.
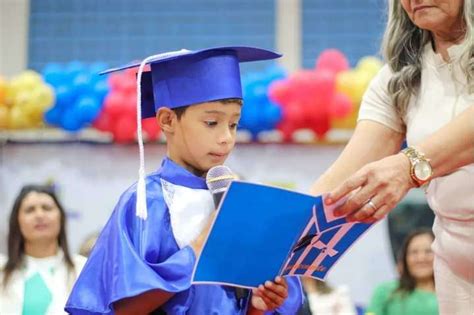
0, 185, 86, 315
311, 1, 473, 313
367, 229, 438, 315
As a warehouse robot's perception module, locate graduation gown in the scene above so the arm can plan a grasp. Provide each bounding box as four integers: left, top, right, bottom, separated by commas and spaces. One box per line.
65, 157, 303, 314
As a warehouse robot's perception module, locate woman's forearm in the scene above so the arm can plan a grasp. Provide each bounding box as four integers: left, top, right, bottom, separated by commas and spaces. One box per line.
417, 106, 474, 178
310, 121, 404, 195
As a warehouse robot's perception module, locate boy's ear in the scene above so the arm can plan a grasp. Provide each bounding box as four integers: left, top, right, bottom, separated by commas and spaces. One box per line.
156, 108, 176, 133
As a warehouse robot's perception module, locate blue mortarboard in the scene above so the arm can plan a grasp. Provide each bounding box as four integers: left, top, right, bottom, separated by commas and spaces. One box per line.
102, 46, 281, 118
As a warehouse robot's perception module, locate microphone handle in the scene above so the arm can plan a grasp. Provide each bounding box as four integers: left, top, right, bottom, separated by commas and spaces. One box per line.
212, 190, 226, 208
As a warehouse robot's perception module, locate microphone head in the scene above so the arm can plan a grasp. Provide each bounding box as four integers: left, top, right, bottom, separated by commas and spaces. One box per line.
206, 165, 237, 194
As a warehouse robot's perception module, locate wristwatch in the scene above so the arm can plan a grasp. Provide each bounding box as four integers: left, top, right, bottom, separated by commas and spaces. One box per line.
401, 146, 433, 187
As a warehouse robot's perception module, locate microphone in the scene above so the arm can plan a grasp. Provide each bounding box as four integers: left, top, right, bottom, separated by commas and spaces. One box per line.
206, 165, 237, 208
206, 165, 248, 304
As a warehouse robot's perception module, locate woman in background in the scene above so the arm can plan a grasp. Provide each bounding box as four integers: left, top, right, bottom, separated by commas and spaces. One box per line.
0, 185, 86, 315
367, 229, 438, 315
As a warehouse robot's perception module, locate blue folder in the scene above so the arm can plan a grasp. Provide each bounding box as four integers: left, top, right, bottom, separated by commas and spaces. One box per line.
192, 181, 372, 288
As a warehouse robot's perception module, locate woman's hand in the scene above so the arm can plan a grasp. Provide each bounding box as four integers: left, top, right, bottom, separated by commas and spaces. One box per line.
249, 276, 288, 313
326, 153, 417, 223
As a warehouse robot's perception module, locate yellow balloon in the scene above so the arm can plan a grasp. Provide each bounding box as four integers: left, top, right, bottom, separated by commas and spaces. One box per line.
17, 70, 43, 87
32, 84, 55, 110
0, 106, 9, 129
0, 76, 7, 105
356, 56, 383, 77
9, 105, 31, 129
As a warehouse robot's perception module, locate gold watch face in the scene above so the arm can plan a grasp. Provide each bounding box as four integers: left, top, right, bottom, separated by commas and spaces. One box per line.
414, 160, 432, 181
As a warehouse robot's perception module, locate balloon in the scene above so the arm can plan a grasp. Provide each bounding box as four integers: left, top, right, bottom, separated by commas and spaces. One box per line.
336, 70, 370, 105
44, 106, 63, 126
0, 76, 7, 104
356, 56, 383, 77
75, 96, 101, 123
113, 116, 136, 143
103, 91, 126, 119
55, 85, 76, 109
32, 84, 55, 110
0, 106, 8, 129
316, 49, 350, 74
268, 80, 292, 105
142, 117, 161, 141
42, 63, 65, 87
330, 93, 353, 118
93, 79, 109, 103
9, 105, 31, 129
92, 111, 113, 132
266, 64, 287, 82
284, 102, 306, 129
263, 103, 283, 128
277, 120, 296, 142
61, 108, 83, 132
66, 61, 85, 81
73, 73, 93, 96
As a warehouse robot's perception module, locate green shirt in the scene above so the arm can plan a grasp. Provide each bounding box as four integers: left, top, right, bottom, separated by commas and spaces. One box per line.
366, 280, 438, 315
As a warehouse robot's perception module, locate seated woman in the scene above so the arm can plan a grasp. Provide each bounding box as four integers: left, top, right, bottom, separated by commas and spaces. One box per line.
0, 185, 86, 315
367, 228, 438, 315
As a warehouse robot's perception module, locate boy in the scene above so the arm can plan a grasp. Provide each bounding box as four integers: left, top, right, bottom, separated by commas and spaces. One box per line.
65, 47, 303, 314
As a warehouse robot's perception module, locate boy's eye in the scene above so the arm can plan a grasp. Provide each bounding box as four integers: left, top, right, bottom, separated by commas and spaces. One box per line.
205, 121, 217, 127
230, 123, 238, 129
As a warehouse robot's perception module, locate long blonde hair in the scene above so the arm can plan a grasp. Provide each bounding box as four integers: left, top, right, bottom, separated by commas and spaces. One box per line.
381, 0, 473, 116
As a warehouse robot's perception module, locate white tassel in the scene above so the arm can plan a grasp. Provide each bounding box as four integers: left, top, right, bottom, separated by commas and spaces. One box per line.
135, 49, 191, 220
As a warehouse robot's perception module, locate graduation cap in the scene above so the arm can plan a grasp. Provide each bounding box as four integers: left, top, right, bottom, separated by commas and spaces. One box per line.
102, 47, 281, 221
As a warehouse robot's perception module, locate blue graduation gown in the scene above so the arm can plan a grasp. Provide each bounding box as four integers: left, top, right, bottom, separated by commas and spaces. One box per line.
66, 157, 303, 314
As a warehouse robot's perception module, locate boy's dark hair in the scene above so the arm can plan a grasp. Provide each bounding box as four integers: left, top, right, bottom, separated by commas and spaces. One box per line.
172, 98, 243, 120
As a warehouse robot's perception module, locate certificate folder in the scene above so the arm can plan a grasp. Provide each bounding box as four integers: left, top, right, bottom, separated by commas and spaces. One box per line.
192, 181, 372, 288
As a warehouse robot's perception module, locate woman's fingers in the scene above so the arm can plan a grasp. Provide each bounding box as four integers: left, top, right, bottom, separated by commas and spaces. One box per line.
326, 170, 367, 206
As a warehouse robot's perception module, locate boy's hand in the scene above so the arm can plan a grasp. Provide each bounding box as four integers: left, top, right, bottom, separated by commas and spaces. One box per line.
250, 276, 288, 311
189, 211, 216, 257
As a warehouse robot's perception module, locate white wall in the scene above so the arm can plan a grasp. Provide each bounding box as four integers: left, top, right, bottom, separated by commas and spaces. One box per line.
0, 143, 396, 305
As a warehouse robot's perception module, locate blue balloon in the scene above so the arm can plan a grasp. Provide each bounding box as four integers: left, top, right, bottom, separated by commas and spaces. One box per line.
66, 61, 85, 82
44, 107, 63, 126
263, 103, 283, 130
75, 96, 101, 123
93, 80, 110, 103
55, 85, 76, 109
73, 73, 93, 97
266, 64, 287, 82
42, 63, 65, 87
61, 109, 83, 132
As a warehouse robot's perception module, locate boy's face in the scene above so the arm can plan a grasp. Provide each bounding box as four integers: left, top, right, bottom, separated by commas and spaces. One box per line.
169, 101, 241, 176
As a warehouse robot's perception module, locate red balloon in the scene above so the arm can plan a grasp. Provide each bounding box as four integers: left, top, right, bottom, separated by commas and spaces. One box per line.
315, 49, 350, 74
268, 80, 292, 105
104, 91, 127, 119
277, 120, 296, 142
330, 93, 353, 118
284, 102, 306, 129
310, 114, 331, 139
142, 117, 161, 141
113, 116, 136, 143
92, 111, 113, 132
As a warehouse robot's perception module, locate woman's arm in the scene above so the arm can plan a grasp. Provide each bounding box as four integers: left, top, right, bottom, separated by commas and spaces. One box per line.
311, 120, 405, 195
328, 105, 474, 221
417, 105, 474, 176
114, 289, 174, 315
